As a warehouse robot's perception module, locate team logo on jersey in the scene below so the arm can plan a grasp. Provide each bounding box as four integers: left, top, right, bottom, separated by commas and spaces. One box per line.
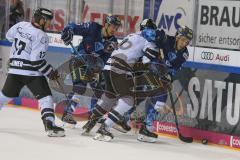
17, 27, 32, 41
167, 52, 177, 61
165, 60, 172, 67
95, 42, 104, 52
40, 36, 48, 44
183, 52, 189, 60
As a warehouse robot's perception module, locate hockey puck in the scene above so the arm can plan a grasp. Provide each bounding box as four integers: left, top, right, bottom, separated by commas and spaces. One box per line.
202, 139, 208, 145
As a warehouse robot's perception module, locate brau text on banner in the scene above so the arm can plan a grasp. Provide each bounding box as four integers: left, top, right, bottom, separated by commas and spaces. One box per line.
197, 0, 240, 50
198, 33, 240, 49
200, 5, 240, 27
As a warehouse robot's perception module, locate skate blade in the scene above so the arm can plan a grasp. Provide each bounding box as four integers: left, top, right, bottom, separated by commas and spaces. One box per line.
46, 130, 65, 137
93, 133, 113, 142
112, 124, 128, 133
81, 129, 91, 136
137, 134, 157, 143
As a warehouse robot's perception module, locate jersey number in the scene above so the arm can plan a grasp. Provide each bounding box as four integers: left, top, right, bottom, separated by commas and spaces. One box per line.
14, 38, 26, 55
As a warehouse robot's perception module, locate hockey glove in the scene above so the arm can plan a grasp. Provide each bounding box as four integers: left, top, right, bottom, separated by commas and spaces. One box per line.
155, 29, 166, 48
61, 28, 74, 45
104, 41, 118, 54
48, 69, 60, 80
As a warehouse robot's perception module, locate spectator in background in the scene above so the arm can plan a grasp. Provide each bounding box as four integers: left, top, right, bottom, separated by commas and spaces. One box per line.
1, 0, 24, 39
9, 0, 24, 27
0, 0, 6, 39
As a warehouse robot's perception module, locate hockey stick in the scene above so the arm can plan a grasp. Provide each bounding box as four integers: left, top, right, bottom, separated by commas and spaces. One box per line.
69, 42, 77, 53
168, 88, 193, 143
69, 42, 86, 64
146, 72, 193, 143
54, 78, 82, 120
55, 78, 69, 101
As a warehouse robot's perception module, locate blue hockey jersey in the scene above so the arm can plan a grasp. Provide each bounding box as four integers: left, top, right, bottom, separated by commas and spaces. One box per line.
155, 29, 189, 77
64, 22, 118, 64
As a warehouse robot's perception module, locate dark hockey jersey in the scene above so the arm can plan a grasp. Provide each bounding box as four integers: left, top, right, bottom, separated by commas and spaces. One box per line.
155, 29, 189, 77
64, 21, 118, 64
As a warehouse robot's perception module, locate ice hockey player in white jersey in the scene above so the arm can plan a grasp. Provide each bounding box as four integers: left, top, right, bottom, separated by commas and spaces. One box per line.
0, 8, 65, 137
81, 19, 160, 141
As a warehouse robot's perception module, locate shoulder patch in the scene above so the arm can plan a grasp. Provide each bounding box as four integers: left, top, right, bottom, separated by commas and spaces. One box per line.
183, 52, 189, 60
40, 35, 48, 44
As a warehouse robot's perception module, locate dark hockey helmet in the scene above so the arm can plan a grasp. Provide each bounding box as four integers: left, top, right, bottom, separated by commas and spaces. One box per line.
176, 26, 193, 41
140, 19, 157, 31
105, 15, 121, 26
34, 8, 53, 21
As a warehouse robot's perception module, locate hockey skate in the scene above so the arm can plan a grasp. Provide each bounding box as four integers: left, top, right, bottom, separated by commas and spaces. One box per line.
81, 118, 98, 135
93, 123, 114, 142
137, 124, 158, 143
97, 117, 106, 124
61, 111, 77, 126
43, 119, 65, 137
112, 118, 131, 133
112, 111, 131, 133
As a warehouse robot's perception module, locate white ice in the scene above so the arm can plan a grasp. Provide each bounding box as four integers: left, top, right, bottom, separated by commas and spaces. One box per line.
0, 107, 239, 160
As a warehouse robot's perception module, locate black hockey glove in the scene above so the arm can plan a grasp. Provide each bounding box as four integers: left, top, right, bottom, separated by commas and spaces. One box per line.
104, 41, 118, 54
61, 28, 73, 45
48, 69, 60, 80
155, 29, 167, 48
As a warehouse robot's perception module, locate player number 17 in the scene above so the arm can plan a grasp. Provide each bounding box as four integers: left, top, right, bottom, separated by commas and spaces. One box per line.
14, 38, 26, 55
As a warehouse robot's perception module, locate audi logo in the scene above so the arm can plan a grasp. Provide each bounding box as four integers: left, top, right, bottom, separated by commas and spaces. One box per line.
201, 51, 214, 60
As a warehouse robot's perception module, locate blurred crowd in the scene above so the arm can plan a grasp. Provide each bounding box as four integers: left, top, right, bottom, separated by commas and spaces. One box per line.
1, 0, 24, 39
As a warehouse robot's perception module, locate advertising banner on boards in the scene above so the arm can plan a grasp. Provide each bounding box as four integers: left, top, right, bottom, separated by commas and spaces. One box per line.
143, 0, 194, 36
196, 0, 240, 50
160, 67, 240, 136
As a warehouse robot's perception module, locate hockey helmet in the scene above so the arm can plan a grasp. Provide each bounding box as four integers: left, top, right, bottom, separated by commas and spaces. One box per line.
140, 19, 157, 31
176, 26, 193, 41
34, 8, 53, 21
105, 15, 121, 26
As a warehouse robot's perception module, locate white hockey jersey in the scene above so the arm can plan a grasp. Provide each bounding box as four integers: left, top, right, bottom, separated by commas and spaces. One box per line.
6, 21, 53, 76
104, 32, 158, 74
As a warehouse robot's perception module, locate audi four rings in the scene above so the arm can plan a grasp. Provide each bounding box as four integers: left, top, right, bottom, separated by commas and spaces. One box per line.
201, 51, 214, 60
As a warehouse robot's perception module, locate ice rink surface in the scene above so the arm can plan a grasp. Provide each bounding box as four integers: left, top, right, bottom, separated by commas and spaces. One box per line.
0, 107, 239, 160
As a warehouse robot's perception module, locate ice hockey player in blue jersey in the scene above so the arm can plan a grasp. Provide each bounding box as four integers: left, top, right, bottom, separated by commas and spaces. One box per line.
88, 23, 193, 142
60, 15, 121, 125
0, 8, 65, 137
79, 19, 158, 141
137, 25, 193, 143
